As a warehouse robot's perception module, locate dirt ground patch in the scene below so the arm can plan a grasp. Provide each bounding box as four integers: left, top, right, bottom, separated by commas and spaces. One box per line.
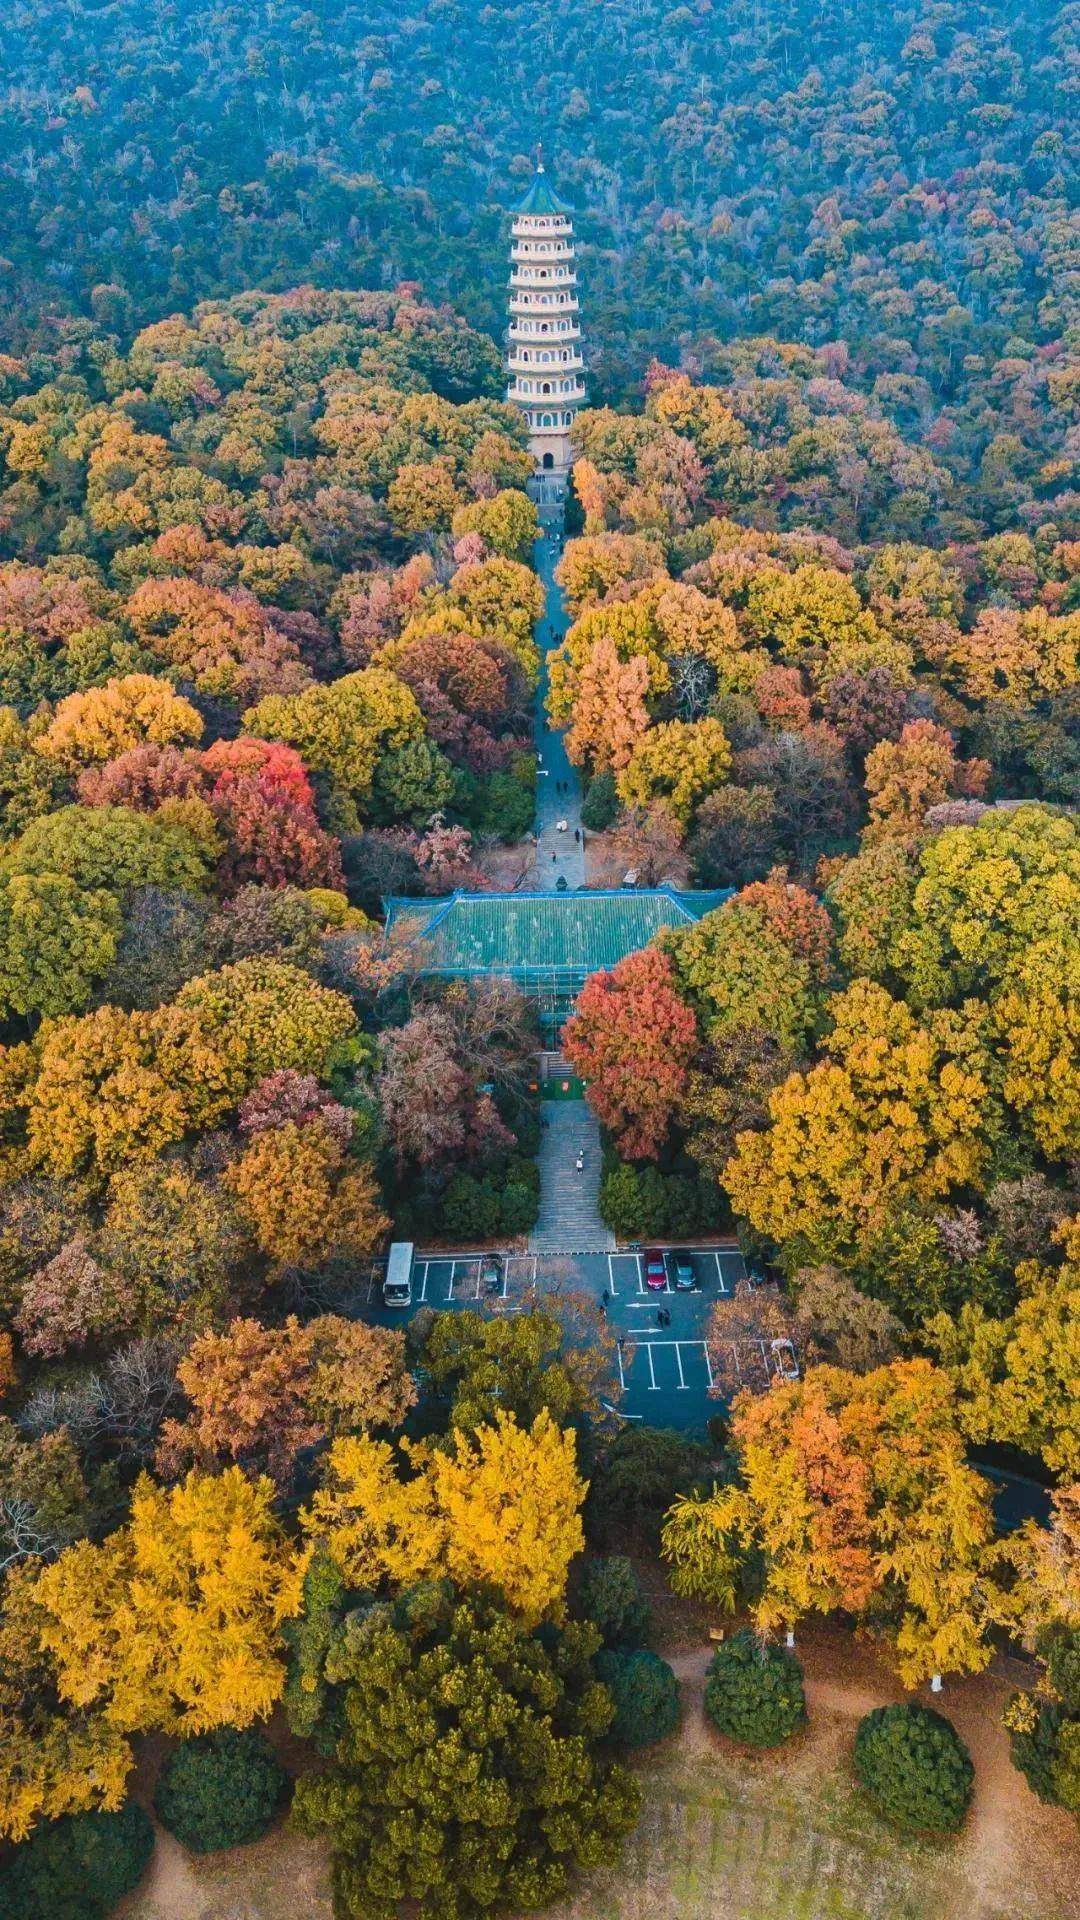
117, 1624, 1080, 1920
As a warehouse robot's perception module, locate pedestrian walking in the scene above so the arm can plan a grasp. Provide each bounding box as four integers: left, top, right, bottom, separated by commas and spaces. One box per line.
575, 1150, 584, 1173
551, 851, 557, 863
574, 827, 581, 843
656, 1309, 664, 1328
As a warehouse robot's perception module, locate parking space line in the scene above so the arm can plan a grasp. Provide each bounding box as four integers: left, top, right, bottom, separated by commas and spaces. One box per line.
645, 1343, 657, 1390
674, 1343, 687, 1389
712, 1251, 727, 1294
615, 1341, 627, 1390
703, 1341, 714, 1389
607, 1252, 618, 1297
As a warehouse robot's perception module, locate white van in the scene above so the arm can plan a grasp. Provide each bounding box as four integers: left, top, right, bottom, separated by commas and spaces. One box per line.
382, 1241, 414, 1308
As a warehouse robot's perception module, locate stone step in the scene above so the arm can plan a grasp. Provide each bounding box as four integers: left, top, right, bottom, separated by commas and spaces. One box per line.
529, 1099, 613, 1254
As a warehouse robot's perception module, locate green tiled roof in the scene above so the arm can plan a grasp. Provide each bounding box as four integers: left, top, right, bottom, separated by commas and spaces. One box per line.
513, 168, 573, 217
382, 888, 732, 979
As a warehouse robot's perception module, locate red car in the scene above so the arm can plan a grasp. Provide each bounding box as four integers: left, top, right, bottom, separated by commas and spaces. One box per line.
642, 1248, 668, 1291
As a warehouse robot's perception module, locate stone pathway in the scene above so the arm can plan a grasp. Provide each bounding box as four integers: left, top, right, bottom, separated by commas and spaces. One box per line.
529, 1100, 614, 1253
532, 520, 585, 891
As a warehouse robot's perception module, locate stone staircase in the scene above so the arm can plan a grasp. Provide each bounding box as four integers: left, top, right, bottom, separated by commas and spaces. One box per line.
529, 1100, 614, 1253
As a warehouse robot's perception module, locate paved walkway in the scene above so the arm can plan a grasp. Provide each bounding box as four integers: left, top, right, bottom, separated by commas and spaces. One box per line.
529, 1100, 614, 1253
526, 508, 612, 1252
532, 520, 584, 890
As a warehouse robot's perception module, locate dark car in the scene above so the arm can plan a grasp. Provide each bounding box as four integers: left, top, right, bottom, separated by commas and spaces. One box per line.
642, 1248, 668, 1292
669, 1251, 698, 1291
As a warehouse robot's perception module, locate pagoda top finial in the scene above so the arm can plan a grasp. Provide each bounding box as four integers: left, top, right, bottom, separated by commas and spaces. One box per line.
512, 152, 572, 217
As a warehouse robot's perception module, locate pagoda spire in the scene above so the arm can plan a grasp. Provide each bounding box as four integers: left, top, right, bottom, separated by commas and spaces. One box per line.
506, 157, 585, 506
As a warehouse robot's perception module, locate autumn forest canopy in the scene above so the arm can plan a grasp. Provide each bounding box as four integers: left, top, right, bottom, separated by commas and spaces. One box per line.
0, 0, 1078, 1913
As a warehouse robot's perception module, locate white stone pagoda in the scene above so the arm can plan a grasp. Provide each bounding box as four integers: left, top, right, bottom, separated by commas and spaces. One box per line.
506, 157, 586, 504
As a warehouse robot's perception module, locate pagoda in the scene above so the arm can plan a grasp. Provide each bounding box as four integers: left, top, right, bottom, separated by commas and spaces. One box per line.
506, 156, 586, 504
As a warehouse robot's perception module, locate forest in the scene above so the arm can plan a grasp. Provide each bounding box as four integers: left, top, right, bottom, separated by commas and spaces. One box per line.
0, 0, 1077, 1915
2, 0, 1078, 535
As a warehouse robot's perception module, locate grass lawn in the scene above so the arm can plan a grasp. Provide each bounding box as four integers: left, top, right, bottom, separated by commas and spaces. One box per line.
118, 1628, 1080, 1920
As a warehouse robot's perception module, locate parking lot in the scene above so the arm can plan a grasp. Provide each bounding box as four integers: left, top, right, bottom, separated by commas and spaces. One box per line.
356, 1243, 751, 1432
603, 1247, 743, 1298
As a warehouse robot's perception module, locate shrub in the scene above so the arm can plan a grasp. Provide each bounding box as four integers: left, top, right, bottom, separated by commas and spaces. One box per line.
581, 768, 618, 832
704, 1629, 807, 1748
154, 1728, 288, 1853
479, 769, 535, 842
599, 1160, 726, 1239
0, 1806, 154, 1920
499, 1180, 540, 1234
599, 1163, 667, 1239
585, 1425, 711, 1544
577, 1555, 652, 1647
438, 1173, 501, 1241
596, 1647, 679, 1747
853, 1704, 974, 1833
1008, 1699, 1073, 1808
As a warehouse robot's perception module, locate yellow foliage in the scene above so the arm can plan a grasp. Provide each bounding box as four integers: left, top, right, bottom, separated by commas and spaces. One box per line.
228, 1120, 389, 1269
0, 1565, 133, 1843
664, 1360, 995, 1685
34, 674, 203, 771
724, 981, 994, 1259
31, 1467, 302, 1737
304, 1411, 586, 1626
302, 1434, 445, 1590
616, 717, 731, 828
432, 1411, 586, 1628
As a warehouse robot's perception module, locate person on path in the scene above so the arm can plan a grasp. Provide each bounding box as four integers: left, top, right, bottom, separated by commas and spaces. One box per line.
576, 1150, 584, 1173
601, 1288, 609, 1308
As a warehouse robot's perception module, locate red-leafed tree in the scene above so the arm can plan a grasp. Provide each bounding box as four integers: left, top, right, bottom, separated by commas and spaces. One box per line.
563, 946, 698, 1159
80, 737, 341, 890
202, 738, 342, 890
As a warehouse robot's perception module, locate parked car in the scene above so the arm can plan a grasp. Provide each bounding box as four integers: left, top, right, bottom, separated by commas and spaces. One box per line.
382, 1241, 413, 1308
669, 1251, 698, 1290
643, 1248, 668, 1291
480, 1255, 503, 1296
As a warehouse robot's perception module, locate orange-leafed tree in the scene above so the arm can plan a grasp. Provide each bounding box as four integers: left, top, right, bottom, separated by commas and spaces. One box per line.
228, 1118, 389, 1271
564, 634, 652, 772
34, 674, 204, 772
563, 946, 698, 1160
864, 719, 989, 844
156, 1314, 414, 1486
663, 1359, 996, 1684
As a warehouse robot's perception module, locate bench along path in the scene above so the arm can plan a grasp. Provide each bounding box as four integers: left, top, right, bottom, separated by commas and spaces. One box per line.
529, 1100, 614, 1254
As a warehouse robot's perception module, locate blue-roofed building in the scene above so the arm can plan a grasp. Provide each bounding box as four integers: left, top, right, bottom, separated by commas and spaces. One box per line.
382, 886, 732, 1041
